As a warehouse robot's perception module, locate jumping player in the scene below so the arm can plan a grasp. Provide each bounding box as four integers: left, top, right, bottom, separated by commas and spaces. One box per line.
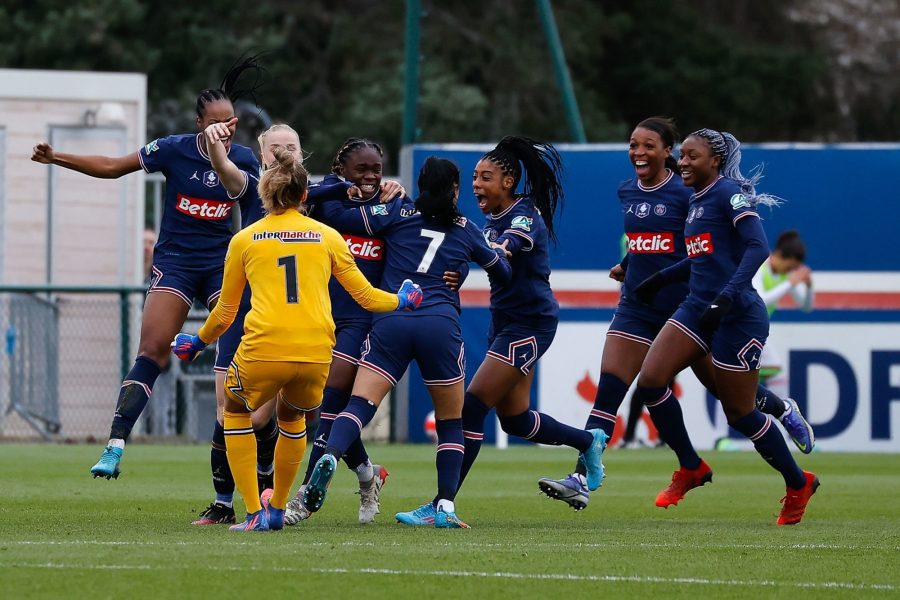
30, 57, 265, 480
395, 136, 608, 527
629, 129, 818, 525
539, 117, 815, 511
189, 122, 300, 525
284, 139, 403, 526
300, 157, 512, 528
171, 148, 423, 531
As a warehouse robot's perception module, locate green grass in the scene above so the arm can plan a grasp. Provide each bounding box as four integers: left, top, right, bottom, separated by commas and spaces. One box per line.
0, 444, 898, 599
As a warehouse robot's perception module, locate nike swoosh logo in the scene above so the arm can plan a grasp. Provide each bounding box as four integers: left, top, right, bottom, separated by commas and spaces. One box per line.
710, 305, 718, 309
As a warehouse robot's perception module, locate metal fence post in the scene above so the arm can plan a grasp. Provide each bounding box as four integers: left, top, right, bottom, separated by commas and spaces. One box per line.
120, 290, 130, 381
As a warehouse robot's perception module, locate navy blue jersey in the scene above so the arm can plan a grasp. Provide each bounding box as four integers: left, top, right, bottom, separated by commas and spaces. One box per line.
683, 177, 767, 308
240, 171, 266, 227
618, 170, 691, 316
308, 175, 387, 323
483, 197, 558, 323
139, 134, 259, 263
318, 197, 509, 319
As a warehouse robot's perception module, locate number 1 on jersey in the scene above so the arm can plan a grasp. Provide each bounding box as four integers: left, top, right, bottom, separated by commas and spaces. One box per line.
277, 255, 299, 303
417, 229, 446, 273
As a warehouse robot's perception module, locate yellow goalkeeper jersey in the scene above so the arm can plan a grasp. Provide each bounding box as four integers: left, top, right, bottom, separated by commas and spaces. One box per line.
198, 209, 399, 363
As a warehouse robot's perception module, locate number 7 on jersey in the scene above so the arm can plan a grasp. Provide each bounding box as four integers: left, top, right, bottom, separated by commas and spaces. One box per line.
417, 229, 446, 273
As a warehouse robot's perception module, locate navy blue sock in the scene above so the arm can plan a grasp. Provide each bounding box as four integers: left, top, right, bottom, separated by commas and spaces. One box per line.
637, 385, 702, 470
254, 416, 278, 472
435, 418, 464, 502
755, 384, 786, 419
499, 410, 593, 452
324, 395, 377, 459
575, 372, 629, 475
731, 410, 806, 489
211, 420, 234, 503
454, 392, 490, 496
302, 387, 344, 484
109, 356, 162, 441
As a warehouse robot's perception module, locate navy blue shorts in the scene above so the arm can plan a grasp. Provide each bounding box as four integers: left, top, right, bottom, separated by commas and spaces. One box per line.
486, 318, 557, 375
214, 290, 252, 373
149, 259, 223, 309
332, 319, 373, 366
607, 308, 668, 347
668, 297, 769, 372
359, 315, 465, 386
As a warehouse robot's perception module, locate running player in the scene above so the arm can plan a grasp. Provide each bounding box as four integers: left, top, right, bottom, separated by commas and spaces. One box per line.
284, 139, 403, 526
395, 136, 608, 527
171, 148, 423, 531
629, 129, 818, 525
539, 117, 815, 511
299, 156, 511, 528
30, 57, 265, 479
189, 122, 300, 525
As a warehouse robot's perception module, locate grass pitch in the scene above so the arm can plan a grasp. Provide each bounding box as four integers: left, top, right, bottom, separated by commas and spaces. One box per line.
1, 443, 898, 599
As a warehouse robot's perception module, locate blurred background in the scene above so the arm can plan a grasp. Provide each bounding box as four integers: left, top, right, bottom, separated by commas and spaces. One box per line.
0, 0, 897, 451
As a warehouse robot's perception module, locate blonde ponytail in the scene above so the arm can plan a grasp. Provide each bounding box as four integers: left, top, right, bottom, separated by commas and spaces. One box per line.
258, 147, 308, 214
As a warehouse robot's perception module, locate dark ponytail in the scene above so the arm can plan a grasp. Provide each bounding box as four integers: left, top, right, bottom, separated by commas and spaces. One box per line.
636, 116, 679, 173
775, 229, 806, 262
196, 53, 266, 118
415, 157, 461, 227
482, 136, 564, 242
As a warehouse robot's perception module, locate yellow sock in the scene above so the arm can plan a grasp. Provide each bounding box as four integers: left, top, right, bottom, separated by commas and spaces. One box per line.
223, 410, 262, 514
272, 416, 307, 509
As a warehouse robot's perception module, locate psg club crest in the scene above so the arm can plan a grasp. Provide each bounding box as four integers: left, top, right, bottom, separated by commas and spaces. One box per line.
654, 203, 666, 216
636, 202, 651, 218
203, 170, 219, 188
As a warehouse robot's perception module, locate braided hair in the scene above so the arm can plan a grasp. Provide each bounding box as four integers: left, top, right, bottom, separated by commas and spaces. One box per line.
636, 116, 679, 173
331, 138, 384, 176
195, 54, 266, 118
689, 128, 781, 207
415, 157, 461, 228
481, 136, 564, 241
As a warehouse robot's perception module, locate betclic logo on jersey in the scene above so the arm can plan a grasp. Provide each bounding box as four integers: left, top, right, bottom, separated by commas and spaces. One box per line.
626, 232, 674, 254
685, 233, 714, 258
345, 234, 383, 261
176, 194, 233, 220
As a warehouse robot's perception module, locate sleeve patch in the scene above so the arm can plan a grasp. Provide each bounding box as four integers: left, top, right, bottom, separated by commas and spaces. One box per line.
369, 204, 389, 216
143, 140, 160, 154
510, 215, 533, 231
730, 193, 751, 210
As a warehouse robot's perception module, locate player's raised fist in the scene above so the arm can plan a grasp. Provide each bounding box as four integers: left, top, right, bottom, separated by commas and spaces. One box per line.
31, 142, 55, 164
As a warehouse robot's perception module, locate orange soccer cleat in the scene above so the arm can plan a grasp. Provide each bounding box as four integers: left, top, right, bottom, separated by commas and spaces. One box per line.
655, 459, 713, 508
777, 471, 820, 525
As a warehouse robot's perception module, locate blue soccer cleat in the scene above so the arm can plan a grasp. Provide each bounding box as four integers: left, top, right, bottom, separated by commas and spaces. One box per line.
434, 507, 470, 529
780, 398, 815, 454
303, 454, 337, 513
260, 488, 284, 531
229, 509, 269, 532
581, 429, 608, 491
538, 473, 590, 511
395, 502, 437, 526
90, 446, 123, 479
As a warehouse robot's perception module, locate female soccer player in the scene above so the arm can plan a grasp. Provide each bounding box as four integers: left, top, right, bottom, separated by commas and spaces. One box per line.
300, 156, 513, 528
628, 129, 818, 525
753, 230, 815, 399
539, 118, 814, 511
171, 148, 423, 531
30, 58, 265, 480
189, 122, 301, 525
395, 137, 608, 527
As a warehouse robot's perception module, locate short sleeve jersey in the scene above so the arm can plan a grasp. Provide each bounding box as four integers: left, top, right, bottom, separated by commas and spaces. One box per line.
683, 176, 761, 306
139, 133, 260, 264
308, 175, 387, 323
483, 198, 559, 323
618, 170, 691, 316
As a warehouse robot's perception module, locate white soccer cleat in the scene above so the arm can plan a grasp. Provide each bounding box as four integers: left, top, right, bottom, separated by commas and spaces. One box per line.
358, 464, 389, 524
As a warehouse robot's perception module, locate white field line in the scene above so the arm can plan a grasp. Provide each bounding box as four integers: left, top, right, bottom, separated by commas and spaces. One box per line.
1, 562, 896, 592
5, 540, 899, 552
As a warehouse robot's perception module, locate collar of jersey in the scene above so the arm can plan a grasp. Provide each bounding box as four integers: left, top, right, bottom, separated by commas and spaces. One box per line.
195, 133, 233, 162
489, 197, 523, 220
692, 175, 724, 200
637, 169, 675, 193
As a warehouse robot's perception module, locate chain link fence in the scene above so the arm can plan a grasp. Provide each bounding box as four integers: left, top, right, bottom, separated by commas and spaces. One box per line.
0, 285, 392, 443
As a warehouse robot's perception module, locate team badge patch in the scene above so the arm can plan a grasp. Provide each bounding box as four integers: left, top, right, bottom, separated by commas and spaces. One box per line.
511, 215, 533, 231
654, 203, 666, 216
143, 140, 159, 154
636, 202, 651, 218
730, 193, 751, 210
203, 170, 219, 188
370, 205, 389, 216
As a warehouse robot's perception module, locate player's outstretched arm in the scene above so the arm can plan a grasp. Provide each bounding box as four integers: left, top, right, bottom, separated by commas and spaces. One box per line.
197, 235, 248, 342
31, 142, 141, 179
205, 119, 247, 198
327, 230, 409, 312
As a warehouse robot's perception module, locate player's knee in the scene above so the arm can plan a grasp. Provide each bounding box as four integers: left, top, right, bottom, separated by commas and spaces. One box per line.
635, 372, 667, 389
138, 340, 172, 367
723, 402, 753, 424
